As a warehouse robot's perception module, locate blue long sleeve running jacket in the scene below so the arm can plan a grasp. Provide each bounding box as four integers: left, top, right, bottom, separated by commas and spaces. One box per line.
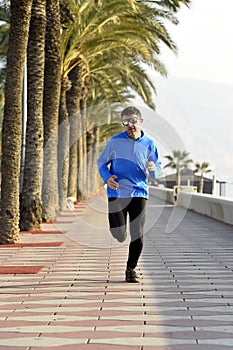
97, 130, 161, 199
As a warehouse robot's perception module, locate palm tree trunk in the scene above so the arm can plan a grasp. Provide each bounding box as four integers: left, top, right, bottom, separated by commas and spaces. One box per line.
86, 129, 95, 197
58, 77, 71, 210
200, 175, 204, 193
90, 125, 101, 196
42, 0, 61, 221
79, 78, 90, 199
66, 65, 82, 199
95, 126, 103, 193
176, 167, 181, 187
20, 0, 46, 231
0, 0, 32, 244
79, 108, 87, 199
77, 126, 84, 199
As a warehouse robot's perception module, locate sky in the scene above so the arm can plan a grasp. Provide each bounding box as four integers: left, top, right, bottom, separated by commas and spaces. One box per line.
144, 0, 233, 184
160, 0, 233, 85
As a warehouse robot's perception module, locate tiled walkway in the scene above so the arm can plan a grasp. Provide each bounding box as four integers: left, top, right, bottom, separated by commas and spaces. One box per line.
0, 190, 233, 349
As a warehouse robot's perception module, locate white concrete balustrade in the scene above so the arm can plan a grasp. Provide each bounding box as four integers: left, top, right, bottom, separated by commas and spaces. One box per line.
149, 186, 233, 226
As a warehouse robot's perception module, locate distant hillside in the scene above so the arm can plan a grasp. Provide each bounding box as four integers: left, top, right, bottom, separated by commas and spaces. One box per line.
152, 76, 233, 183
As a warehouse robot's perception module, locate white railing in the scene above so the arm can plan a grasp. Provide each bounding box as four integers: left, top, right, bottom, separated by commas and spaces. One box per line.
149, 186, 233, 226
149, 186, 174, 204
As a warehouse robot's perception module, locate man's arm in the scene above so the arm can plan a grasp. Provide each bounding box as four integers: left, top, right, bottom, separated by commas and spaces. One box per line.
97, 141, 112, 183
147, 143, 162, 179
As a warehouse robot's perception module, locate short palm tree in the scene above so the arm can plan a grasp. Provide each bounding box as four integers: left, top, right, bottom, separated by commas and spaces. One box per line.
194, 162, 211, 193
164, 150, 193, 187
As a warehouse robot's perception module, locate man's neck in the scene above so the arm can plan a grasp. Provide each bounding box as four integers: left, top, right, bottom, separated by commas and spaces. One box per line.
127, 130, 142, 140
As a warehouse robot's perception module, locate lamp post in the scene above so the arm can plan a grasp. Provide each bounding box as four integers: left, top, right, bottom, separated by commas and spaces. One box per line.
216, 180, 226, 196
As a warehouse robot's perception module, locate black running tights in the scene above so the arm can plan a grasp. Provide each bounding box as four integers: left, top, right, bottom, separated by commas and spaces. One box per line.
108, 197, 147, 269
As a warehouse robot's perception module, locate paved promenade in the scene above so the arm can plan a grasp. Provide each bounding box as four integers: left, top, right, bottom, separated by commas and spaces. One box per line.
0, 190, 233, 349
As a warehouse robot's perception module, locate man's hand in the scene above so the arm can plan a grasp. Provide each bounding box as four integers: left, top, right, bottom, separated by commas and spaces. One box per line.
107, 175, 119, 190
146, 161, 156, 171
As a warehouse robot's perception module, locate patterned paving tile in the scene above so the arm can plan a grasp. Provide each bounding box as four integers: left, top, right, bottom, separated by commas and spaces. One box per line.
7, 315, 99, 322
0, 337, 87, 347
198, 339, 233, 346
0, 326, 93, 333
89, 337, 196, 346
0, 195, 233, 348
143, 346, 233, 350
20, 230, 66, 234
0, 347, 27, 350
48, 319, 144, 327
0, 265, 44, 274
0, 242, 64, 248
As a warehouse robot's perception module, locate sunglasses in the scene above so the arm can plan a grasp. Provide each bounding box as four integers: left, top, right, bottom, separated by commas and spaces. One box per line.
121, 117, 141, 126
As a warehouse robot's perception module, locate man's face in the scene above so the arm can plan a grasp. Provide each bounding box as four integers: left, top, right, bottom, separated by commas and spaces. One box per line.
121, 114, 143, 140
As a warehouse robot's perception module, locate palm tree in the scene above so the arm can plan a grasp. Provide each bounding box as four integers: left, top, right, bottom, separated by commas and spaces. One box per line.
164, 150, 193, 187
58, 76, 72, 210
85, 105, 123, 198
0, 1, 10, 163
60, 0, 180, 200
0, 0, 33, 244
0, 0, 192, 237
0, 1, 10, 60
0, 5, 9, 78
0, 74, 4, 144
194, 161, 211, 193
66, 65, 82, 199
136, 0, 191, 10
42, 0, 61, 221
19, 0, 46, 231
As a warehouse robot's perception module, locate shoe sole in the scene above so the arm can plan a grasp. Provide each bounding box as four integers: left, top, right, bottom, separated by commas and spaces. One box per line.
126, 278, 140, 283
